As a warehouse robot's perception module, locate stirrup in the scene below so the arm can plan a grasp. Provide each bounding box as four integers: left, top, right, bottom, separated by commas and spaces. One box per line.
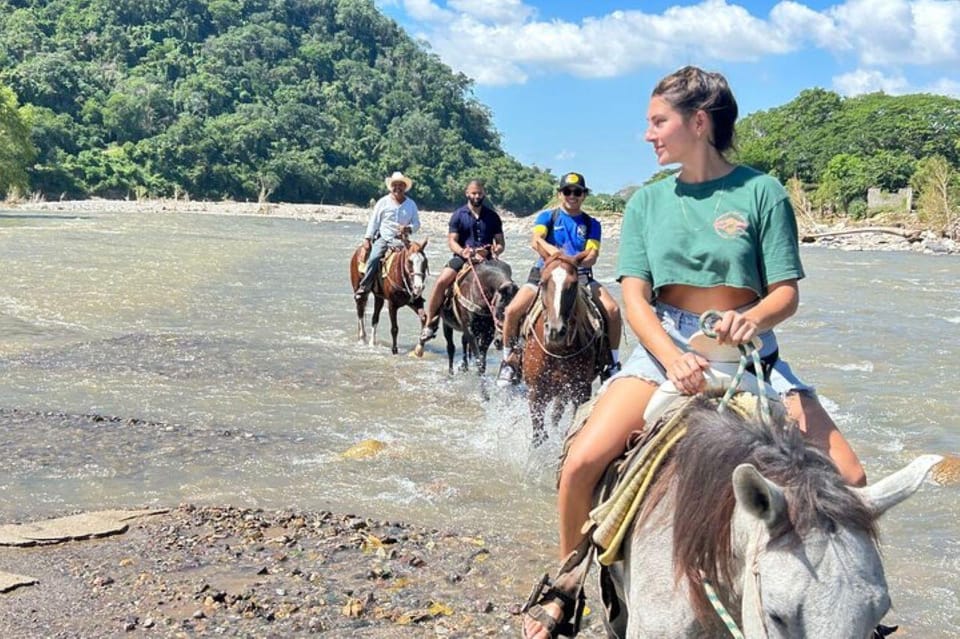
519, 537, 593, 638
520, 573, 585, 638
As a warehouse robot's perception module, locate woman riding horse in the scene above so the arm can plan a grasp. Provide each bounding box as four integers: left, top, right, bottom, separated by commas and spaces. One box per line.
521, 66, 865, 638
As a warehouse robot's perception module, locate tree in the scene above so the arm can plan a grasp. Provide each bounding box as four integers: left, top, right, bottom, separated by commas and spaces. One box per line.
0, 83, 36, 196
911, 155, 959, 238
814, 154, 870, 215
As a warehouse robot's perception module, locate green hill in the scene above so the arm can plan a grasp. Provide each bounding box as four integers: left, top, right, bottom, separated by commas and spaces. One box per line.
0, 0, 555, 211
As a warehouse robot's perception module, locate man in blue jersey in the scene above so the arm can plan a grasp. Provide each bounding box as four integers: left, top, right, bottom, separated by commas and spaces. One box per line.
496, 172, 622, 387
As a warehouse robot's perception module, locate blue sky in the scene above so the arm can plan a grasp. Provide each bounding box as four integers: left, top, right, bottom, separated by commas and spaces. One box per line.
375, 0, 960, 194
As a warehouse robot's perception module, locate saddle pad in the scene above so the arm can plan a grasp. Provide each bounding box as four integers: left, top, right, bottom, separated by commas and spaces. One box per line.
589, 392, 762, 565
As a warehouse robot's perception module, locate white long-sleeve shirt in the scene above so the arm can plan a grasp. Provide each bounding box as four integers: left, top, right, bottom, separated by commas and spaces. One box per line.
364, 194, 420, 244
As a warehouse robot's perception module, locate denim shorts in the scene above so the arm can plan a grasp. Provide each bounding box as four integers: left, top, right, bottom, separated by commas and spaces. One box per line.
613, 302, 814, 396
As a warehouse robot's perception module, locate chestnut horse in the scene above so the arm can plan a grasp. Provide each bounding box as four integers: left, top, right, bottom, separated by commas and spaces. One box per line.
415, 259, 517, 375
521, 252, 606, 445
348, 238, 429, 354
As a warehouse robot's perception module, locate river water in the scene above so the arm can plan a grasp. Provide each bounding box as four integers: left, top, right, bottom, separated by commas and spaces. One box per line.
1, 208, 957, 635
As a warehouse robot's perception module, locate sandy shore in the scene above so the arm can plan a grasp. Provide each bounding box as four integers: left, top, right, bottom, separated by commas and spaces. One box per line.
12, 197, 958, 255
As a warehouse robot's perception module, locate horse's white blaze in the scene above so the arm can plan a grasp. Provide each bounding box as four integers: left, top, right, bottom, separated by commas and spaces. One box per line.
550, 267, 566, 320
409, 253, 426, 294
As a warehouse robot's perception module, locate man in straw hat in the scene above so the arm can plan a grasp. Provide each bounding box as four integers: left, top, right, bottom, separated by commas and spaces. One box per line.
355, 171, 421, 299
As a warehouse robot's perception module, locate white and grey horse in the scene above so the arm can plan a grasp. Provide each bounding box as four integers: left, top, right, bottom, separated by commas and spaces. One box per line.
600, 395, 942, 639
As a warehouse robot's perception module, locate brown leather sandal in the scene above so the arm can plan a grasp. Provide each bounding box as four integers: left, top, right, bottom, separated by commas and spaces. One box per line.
520, 572, 584, 638
519, 537, 593, 638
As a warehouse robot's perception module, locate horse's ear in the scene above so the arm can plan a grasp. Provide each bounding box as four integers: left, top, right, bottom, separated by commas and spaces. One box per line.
854, 454, 943, 517
732, 463, 788, 529
420, 236, 429, 250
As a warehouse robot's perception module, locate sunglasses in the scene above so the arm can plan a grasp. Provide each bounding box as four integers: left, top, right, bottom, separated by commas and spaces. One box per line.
561, 188, 585, 197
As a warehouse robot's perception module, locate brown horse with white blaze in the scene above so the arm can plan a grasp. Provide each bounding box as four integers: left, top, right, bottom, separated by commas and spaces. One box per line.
349, 238, 429, 354
521, 252, 606, 445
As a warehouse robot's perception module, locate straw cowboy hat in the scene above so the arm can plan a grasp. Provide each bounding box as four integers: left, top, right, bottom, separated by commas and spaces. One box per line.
384, 171, 413, 191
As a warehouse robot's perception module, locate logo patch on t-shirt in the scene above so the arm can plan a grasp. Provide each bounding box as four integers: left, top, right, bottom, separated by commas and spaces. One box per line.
713, 212, 749, 239
576, 224, 587, 241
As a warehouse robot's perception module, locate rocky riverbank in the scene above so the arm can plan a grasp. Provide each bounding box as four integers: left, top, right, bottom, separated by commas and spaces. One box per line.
0, 505, 609, 638
12, 197, 959, 254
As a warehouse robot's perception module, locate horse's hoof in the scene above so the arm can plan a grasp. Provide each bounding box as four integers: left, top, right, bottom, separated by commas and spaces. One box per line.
412, 344, 424, 358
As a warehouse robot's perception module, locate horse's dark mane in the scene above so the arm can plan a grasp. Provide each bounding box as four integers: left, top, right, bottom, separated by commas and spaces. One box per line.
473, 260, 513, 288
658, 395, 877, 625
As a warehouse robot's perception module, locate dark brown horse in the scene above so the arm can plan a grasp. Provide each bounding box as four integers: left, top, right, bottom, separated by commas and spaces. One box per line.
521, 252, 606, 445
349, 238, 429, 354
415, 259, 517, 375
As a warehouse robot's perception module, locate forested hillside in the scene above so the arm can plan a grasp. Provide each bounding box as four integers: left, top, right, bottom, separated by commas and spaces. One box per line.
735, 89, 960, 227
0, 0, 555, 211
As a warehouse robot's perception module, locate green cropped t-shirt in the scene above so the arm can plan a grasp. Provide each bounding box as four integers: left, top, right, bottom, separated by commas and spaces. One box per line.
618, 165, 805, 297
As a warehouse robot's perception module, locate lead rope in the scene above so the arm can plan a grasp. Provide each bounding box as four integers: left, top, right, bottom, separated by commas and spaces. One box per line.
698, 310, 771, 425
699, 311, 771, 639
703, 581, 746, 639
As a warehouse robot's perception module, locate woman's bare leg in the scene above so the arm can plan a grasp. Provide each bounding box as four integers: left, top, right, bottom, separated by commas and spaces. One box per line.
784, 392, 866, 486
523, 376, 658, 639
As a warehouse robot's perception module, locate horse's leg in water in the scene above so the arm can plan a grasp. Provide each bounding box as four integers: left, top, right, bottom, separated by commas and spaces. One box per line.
474, 318, 493, 376
527, 386, 548, 446
369, 295, 384, 347
354, 294, 367, 343
566, 381, 593, 438
550, 397, 566, 433
459, 331, 470, 372
388, 303, 400, 354
443, 323, 456, 375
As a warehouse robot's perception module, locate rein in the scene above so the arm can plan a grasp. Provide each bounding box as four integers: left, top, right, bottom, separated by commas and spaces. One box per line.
383, 246, 421, 299
704, 581, 746, 639
698, 310, 772, 638
698, 310, 772, 425
464, 250, 502, 323
529, 286, 601, 360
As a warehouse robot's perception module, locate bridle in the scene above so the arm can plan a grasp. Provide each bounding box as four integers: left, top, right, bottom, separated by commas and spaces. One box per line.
385, 244, 427, 299
531, 255, 601, 360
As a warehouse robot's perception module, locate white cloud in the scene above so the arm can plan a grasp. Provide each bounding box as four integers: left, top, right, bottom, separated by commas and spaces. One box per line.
555, 149, 576, 161
402, 0, 452, 22
833, 68, 960, 97
926, 76, 960, 97
396, 1, 960, 89
833, 69, 911, 95
827, 0, 960, 66
447, 0, 536, 24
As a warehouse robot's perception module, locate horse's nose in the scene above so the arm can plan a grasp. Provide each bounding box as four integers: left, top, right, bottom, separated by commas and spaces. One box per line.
547, 325, 566, 343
